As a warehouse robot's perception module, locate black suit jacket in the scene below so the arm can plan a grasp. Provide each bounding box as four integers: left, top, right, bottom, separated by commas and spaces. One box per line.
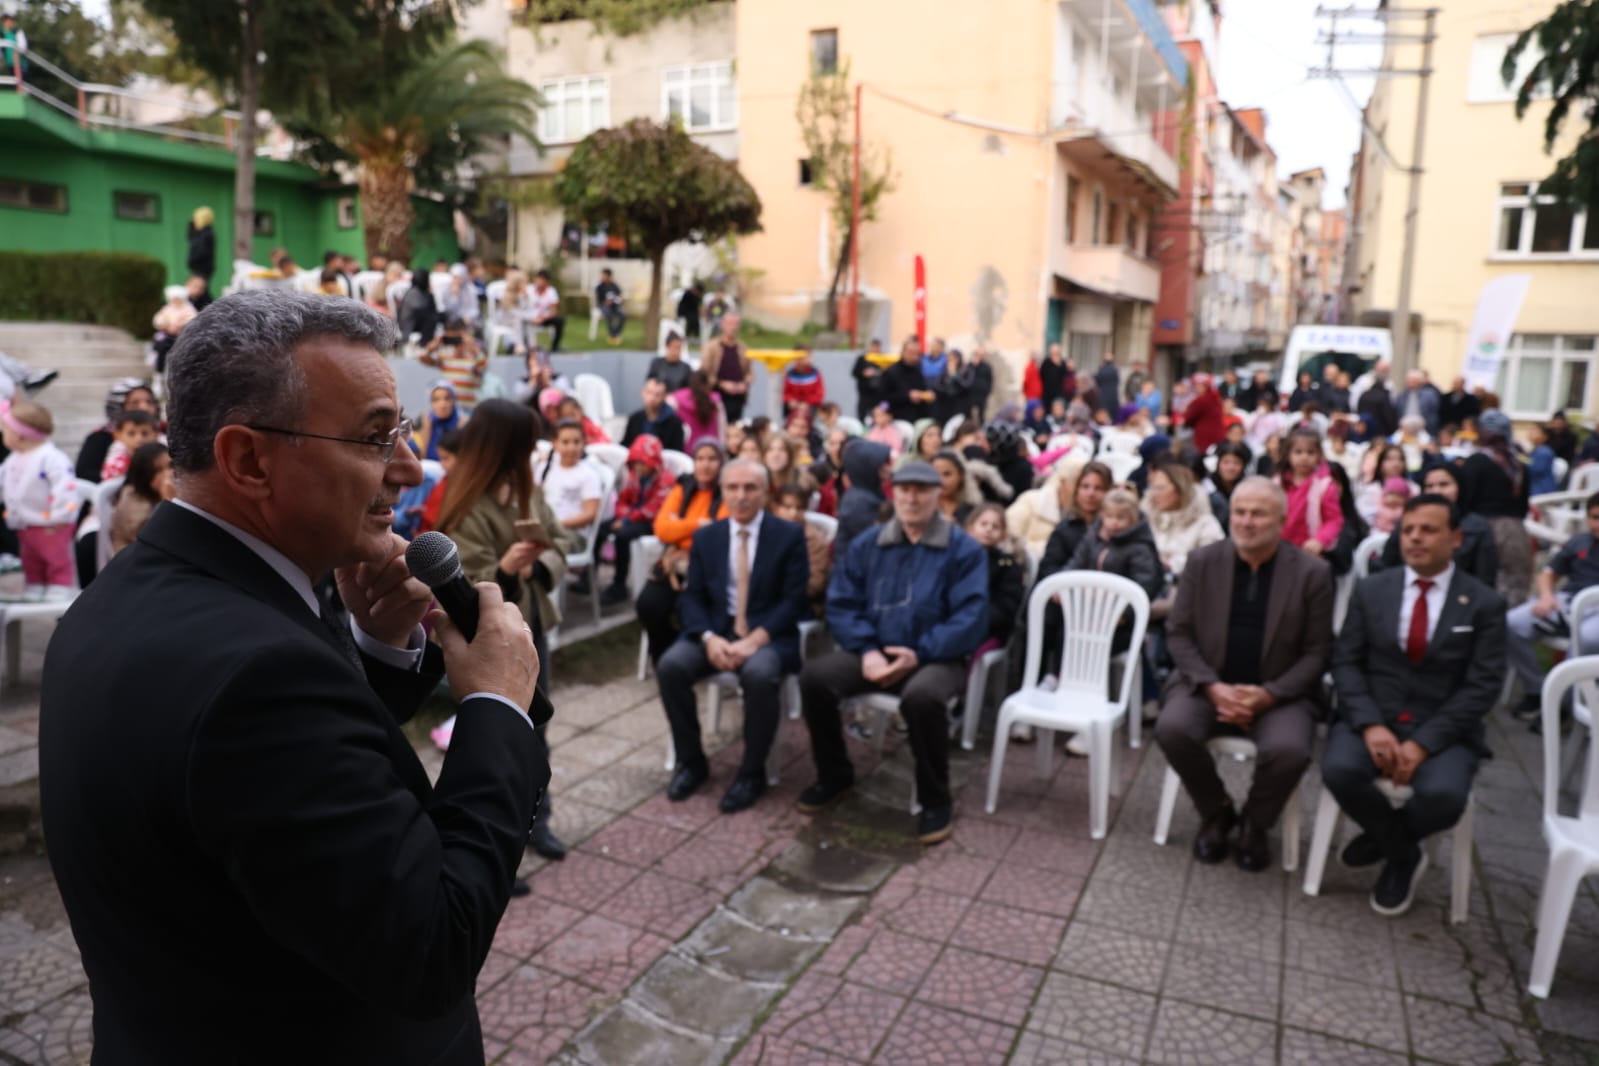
677, 515, 809, 672
1331, 566, 1506, 756
40, 503, 548, 1064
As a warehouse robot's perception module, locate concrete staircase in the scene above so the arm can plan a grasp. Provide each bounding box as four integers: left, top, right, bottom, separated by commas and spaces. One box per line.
0, 323, 151, 456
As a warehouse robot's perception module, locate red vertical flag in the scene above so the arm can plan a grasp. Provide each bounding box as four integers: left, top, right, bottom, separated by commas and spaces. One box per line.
913, 255, 927, 352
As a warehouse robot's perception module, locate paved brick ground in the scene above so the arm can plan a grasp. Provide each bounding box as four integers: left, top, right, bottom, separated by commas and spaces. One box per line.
1, 615, 1597, 1064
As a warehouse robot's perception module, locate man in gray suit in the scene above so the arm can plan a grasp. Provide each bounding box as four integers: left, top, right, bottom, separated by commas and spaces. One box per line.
1156, 477, 1335, 871
1326, 494, 1506, 917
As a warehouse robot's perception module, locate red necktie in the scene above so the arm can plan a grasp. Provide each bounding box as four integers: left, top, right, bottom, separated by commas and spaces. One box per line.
1406, 579, 1433, 664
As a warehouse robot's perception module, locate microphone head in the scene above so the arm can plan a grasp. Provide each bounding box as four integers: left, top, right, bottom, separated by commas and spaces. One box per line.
405, 531, 463, 589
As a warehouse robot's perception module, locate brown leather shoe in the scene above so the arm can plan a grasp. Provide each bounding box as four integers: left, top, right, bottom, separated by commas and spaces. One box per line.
1233, 817, 1270, 872
1194, 804, 1237, 864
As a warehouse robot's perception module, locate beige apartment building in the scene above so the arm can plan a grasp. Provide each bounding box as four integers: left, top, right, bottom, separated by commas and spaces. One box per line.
1351, 0, 1599, 422
734, 0, 1187, 380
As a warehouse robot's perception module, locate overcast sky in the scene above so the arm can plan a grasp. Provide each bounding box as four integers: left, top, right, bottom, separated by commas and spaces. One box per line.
1214, 0, 1385, 209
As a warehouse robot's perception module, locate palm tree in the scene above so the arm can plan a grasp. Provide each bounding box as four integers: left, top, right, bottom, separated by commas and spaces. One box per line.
320, 38, 539, 262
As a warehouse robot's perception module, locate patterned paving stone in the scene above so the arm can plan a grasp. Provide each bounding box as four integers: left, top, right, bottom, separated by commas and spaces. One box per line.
1407, 994, 1544, 1065
657, 833, 764, 889
525, 853, 637, 912
949, 816, 1024, 859
874, 1001, 1016, 1066
727, 1033, 862, 1066
494, 898, 586, 960
601, 869, 720, 941
554, 730, 640, 770
476, 949, 522, 997
547, 798, 619, 847
1279, 1027, 1410, 1065
1052, 920, 1170, 994
1072, 879, 1181, 938
1007, 1031, 1139, 1066
1284, 917, 1399, 987
811, 923, 873, 976
578, 814, 692, 867
1025, 972, 1157, 1057
1170, 896, 1284, 962
1280, 968, 1408, 1053
757, 975, 904, 1062
1160, 942, 1281, 1021
1395, 941, 1527, 1021
917, 946, 1043, 1027
627, 788, 725, 833
0, 942, 84, 1013
496, 1026, 577, 1065
477, 963, 601, 1041
1144, 999, 1276, 1066
534, 913, 672, 995
978, 864, 1086, 919
947, 900, 1067, 968
872, 885, 972, 943
840, 928, 941, 996
898, 849, 1000, 896
1000, 827, 1101, 878
563, 759, 668, 813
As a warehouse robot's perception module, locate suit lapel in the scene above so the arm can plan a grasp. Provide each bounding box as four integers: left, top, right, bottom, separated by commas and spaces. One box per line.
1262, 546, 1295, 646
1202, 546, 1234, 668
1422, 569, 1472, 664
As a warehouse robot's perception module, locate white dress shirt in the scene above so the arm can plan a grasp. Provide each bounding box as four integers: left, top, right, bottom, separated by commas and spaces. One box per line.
725, 510, 763, 623
1398, 562, 1454, 647
174, 499, 530, 727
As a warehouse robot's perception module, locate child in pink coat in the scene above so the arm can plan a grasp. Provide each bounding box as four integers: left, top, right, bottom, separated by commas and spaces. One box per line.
1278, 424, 1343, 559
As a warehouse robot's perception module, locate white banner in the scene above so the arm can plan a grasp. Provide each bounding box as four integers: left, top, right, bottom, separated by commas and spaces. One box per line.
1460, 274, 1532, 392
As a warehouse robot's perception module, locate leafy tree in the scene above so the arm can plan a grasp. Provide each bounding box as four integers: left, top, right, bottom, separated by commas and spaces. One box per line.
1505, 2, 1599, 211
555, 117, 762, 342
796, 62, 894, 331
9, 0, 141, 108
286, 38, 539, 262
515, 0, 715, 37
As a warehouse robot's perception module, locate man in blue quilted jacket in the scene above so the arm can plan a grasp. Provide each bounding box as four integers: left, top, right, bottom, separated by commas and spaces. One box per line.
794, 460, 989, 845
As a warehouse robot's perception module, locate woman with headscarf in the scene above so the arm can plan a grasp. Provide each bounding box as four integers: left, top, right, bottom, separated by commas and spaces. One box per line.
397, 268, 439, 342
411, 381, 462, 461
185, 207, 215, 295
1457, 409, 1532, 604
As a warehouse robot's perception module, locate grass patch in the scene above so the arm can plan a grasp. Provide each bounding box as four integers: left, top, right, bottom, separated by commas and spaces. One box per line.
550, 621, 644, 687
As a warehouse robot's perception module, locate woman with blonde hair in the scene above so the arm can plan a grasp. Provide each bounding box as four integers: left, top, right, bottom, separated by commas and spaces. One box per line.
1141, 459, 1224, 578
493, 269, 533, 354
185, 206, 215, 296
1006, 457, 1086, 558
763, 431, 804, 499
367, 261, 406, 316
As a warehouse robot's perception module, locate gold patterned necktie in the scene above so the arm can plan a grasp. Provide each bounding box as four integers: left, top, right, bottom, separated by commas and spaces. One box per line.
734, 528, 751, 638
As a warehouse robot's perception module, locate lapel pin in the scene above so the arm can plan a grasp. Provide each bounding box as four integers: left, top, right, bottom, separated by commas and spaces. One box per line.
1457, 595, 1469, 605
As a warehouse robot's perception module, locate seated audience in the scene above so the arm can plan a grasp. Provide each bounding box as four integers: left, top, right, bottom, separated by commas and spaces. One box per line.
1006, 460, 1086, 559
636, 441, 727, 664
1320, 463, 1371, 579
555, 396, 610, 445
763, 432, 805, 499
538, 419, 604, 553
76, 381, 158, 483
672, 371, 725, 450
1372, 476, 1415, 535
109, 442, 174, 556
1505, 491, 1599, 716
1155, 477, 1333, 869
411, 382, 462, 462
782, 345, 825, 417
100, 410, 160, 482
655, 460, 809, 812
931, 450, 982, 527
1374, 463, 1497, 588
835, 438, 893, 546
419, 317, 486, 412
983, 421, 1032, 502
796, 461, 989, 845
773, 482, 831, 618
1142, 460, 1225, 579
598, 435, 673, 606
866, 404, 906, 458
1278, 425, 1342, 560
1456, 410, 1531, 604
1325, 494, 1505, 916
622, 377, 685, 453
964, 503, 1025, 671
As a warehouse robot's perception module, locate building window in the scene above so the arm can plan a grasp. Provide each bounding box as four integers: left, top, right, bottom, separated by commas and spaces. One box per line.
538, 75, 609, 144
1494, 334, 1594, 418
811, 29, 838, 75
336, 196, 357, 229
1125, 212, 1139, 253
1064, 175, 1079, 244
1106, 203, 1120, 251
1467, 33, 1549, 104
798, 158, 814, 187
112, 190, 159, 222
1091, 187, 1103, 245
1495, 182, 1599, 258
663, 62, 736, 132
0, 178, 67, 213
253, 211, 275, 237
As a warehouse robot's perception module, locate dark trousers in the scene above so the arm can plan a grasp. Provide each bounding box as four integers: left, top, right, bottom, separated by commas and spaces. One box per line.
718, 387, 746, 422
636, 578, 681, 665
537, 315, 566, 351
1320, 721, 1477, 860
595, 517, 653, 592
799, 650, 965, 811
658, 638, 784, 778
530, 606, 555, 834
1154, 692, 1315, 827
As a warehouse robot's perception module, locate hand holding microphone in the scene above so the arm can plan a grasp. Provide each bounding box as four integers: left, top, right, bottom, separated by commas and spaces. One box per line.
407, 532, 539, 715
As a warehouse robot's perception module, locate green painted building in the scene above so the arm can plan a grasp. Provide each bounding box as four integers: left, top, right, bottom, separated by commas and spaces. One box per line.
0, 91, 457, 284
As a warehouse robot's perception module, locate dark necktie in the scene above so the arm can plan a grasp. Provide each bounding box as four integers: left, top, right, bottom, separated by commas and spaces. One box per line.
319, 603, 364, 672
1406, 579, 1433, 665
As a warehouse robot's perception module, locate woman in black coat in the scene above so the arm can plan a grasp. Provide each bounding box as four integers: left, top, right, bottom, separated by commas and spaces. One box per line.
1375, 460, 1498, 588
397, 269, 440, 342
186, 206, 216, 292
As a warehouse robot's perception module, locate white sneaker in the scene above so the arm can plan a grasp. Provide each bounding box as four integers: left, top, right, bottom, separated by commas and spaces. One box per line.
42, 586, 74, 603
1065, 733, 1090, 757
21, 585, 45, 602
1010, 722, 1035, 742
1038, 674, 1058, 692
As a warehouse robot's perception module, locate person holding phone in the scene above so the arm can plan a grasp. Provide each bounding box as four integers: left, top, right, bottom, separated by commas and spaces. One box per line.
436, 398, 578, 861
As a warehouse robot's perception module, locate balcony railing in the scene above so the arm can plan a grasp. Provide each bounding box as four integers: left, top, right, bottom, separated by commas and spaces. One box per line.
1056, 244, 1162, 304
1124, 0, 1188, 86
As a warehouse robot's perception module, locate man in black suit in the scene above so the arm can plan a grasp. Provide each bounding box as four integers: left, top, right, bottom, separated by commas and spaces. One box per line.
40, 289, 550, 1064
1326, 494, 1506, 917
656, 458, 809, 812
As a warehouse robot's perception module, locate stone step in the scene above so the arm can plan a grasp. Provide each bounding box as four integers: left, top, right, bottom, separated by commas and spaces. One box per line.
0, 323, 153, 460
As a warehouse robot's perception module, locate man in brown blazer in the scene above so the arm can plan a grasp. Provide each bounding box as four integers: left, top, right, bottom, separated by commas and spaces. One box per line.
1154, 477, 1335, 870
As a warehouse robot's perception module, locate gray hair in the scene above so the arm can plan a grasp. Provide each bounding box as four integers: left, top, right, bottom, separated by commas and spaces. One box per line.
722, 457, 770, 489
1231, 475, 1287, 516
166, 289, 399, 473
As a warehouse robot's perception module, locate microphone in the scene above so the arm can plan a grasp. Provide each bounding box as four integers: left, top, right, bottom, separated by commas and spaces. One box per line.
405, 532, 479, 642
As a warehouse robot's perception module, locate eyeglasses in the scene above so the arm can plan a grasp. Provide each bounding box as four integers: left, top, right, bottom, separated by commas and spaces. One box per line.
246, 416, 414, 463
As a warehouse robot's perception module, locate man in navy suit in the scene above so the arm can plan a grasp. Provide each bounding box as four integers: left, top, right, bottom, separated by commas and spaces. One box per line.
1327, 494, 1506, 917
655, 458, 810, 812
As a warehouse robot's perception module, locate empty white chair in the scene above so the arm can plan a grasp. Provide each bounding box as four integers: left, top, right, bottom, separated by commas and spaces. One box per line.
1302, 776, 1475, 925
1102, 451, 1141, 486
632, 536, 666, 682
986, 572, 1151, 839
483, 281, 515, 355
893, 420, 917, 453
585, 443, 628, 480
835, 416, 864, 437
961, 646, 1008, 751
1528, 656, 1599, 998
661, 450, 694, 479
559, 461, 616, 625
1097, 430, 1143, 458
572, 373, 617, 422
1336, 531, 1389, 631
1153, 737, 1303, 871
353, 270, 384, 301
1570, 463, 1599, 497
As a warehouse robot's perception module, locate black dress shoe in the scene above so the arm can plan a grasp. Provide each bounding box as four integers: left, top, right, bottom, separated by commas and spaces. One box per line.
719, 774, 766, 814
917, 804, 954, 846
1339, 833, 1384, 869
1233, 817, 1270, 872
1193, 804, 1237, 865
529, 822, 567, 861
509, 878, 532, 897
796, 775, 853, 813
1371, 844, 1429, 917
667, 758, 709, 802
601, 584, 630, 606
22, 369, 57, 392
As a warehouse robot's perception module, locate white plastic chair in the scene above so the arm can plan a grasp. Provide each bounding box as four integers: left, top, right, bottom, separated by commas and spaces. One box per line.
386, 279, 411, 319
573, 373, 617, 422
1, 482, 92, 688
1549, 588, 1599, 792
961, 647, 1008, 751
353, 270, 384, 301
663, 673, 798, 781
1570, 463, 1599, 497
1302, 776, 1475, 925
1528, 655, 1599, 998
1152, 737, 1303, 871
1102, 451, 1141, 486
661, 450, 694, 479
835, 416, 864, 437
1336, 531, 1389, 632
795, 513, 838, 717
560, 461, 615, 625
632, 535, 666, 681
92, 476, 126, 573
1553, 457, 1570, 488
1097, 430, 1143, 458
985, 572, 1151, 839
585, 443, 628, 480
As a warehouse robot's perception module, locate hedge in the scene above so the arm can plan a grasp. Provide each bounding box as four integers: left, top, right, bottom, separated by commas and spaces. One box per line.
0, 251, 166, 339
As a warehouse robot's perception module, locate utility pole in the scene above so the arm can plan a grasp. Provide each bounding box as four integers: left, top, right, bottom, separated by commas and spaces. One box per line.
1311, 6, 1438, 377
848, 82, 863, 349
